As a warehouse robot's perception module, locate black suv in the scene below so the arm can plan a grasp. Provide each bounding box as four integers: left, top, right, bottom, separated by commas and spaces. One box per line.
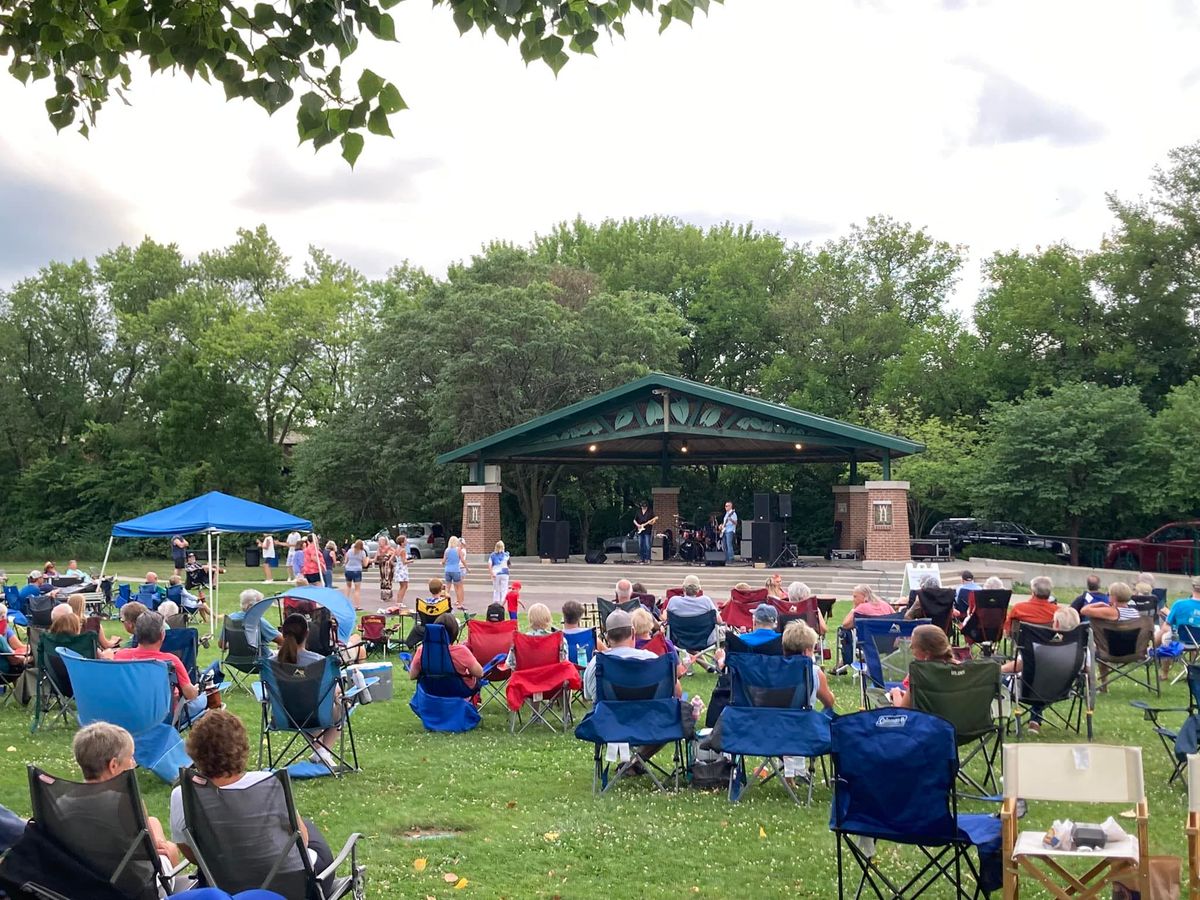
928, 518, 1070, 560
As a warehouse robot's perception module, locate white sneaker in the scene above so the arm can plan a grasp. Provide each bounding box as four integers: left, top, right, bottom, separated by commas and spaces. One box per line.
310, 746, 336, 769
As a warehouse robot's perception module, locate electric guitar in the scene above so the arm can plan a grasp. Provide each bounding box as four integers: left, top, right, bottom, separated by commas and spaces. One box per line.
634, 516, 659, 534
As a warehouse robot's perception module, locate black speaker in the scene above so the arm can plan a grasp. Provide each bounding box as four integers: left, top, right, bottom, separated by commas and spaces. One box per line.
753, 492, 777, 522
584, 550, 607, 565
539, 520, 569, 560
541, 494, 559, 522
777, 493, 792, 519
751, 522, 783, 563
704, 550, 726, 567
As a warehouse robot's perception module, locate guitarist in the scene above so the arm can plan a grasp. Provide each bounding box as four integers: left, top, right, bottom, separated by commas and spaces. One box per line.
633, 501, 658, 565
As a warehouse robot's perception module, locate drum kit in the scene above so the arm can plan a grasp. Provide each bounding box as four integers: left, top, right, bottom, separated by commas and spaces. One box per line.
671, 514, 716, 564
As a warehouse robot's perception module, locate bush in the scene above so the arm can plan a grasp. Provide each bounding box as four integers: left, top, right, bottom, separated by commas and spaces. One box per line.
963, 544, 1063, 565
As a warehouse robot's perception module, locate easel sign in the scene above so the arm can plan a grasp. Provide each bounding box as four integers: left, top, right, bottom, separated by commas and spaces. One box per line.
901, 562, 942, 597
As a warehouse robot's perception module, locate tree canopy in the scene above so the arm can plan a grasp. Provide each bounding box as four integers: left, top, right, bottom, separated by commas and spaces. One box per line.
0, 0, 720, 162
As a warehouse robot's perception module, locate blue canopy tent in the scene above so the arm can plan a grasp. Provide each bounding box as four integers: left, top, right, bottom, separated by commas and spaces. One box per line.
103, 492, 312, 637
243, 586, 357, 647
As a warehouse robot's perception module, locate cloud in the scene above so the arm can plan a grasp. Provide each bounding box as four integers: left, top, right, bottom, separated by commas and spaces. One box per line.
962, 64, 1105, 147
237, 150, 441, 214
0, 151, 136, 286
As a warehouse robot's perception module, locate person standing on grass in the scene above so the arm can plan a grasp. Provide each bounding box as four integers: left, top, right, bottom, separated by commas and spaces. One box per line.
321, 540, 338, 589
443, 536, 468, 610
373, 536, 396, 607
393, 535, 410, 608
258, 533, 276, 583
342, 540, 368, 609
489, 541, 511, 606
300, 535, 324, 585
171, 534, 188, 578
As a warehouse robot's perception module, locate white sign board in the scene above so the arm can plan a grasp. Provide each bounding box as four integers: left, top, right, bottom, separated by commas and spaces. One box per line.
901, 562, 942, 597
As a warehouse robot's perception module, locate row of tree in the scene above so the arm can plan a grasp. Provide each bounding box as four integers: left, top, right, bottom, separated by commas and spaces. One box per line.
3, 144, 1200, 557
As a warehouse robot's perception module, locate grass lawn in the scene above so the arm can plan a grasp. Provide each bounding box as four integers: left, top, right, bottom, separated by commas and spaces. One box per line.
1, 560, 1195, 897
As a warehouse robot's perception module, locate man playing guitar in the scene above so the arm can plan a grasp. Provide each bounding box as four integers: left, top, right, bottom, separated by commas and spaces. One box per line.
633, 501, 658, 565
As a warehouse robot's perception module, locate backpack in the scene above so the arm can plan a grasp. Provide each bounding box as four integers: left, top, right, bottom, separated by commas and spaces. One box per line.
690, 740, 732, 790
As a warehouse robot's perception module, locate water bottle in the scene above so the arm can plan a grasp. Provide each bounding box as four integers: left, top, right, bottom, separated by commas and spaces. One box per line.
576, 644, 588, 667
690, 695, 704, 721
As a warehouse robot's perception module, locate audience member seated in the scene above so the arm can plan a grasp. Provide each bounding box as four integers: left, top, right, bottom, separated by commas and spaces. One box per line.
72, 722, 181, 875
953, 570, 981, 617
156, 600, 180, 625
119, 601, 149, 646
665, 574, 722, 622
903, 574, 944, 620
840, 584, 893, 631
1001, 607, 1079, 675
1070, 574, 1108, 612
276, 614, 344, 768
143, 571, 167, 602
1080, 581, 1140, 623
42, 561, 59, 579
0, 603, 28, 665
738, 603, 780, 648
1003, 575, 1058, 636
765, 573, 787, 602
19, 570, 59, 605
563, 600, 606, 652
63, 560, 87, 580
505, 603, 562, 670
784, 582, 826, 636
68, 594, 120, 651
169, 709, 337, 887
983, 576, 1004, 591
220, 589, 284, 651
632, 608, 684, 676
773, 620, 837, 785
887, 624, 956, 709
168, 575, 211, 625
408, 612, 483, 690
1162, 578, 1200, 678
51, 607, 114, 658
582, 609, 676, 702
115, 612, 215, 720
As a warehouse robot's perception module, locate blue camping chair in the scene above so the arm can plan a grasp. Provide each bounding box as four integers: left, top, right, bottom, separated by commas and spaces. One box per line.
58, 649, 191, 783
1132, 662, 1200, 785
830, 709, 1001, 899
409, 623, 482, 733
116, 582, 132, 610
161, 627, 227, 731
665, 608, 720, 671
854, 616, 929, 709
574, 652, 686, 794
257, 655, 371, 778
3, 585, 27, 627
718, 653, 831, 805
564, 628, 598, 712
1170, 622, 1200, 684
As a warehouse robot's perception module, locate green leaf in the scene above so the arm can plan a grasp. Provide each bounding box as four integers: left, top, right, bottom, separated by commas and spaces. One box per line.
376, 13, 396, 41
252, 3, 275, 27
340, 132, 364, 167
357, 68, 383, 101
367, 107, 393, 137
545, 50, 569, 75
377, 82, 406, 114
452, 7, 473, 34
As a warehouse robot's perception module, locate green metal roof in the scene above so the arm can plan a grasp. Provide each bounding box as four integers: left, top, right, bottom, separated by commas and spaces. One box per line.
436, 373, 923, 468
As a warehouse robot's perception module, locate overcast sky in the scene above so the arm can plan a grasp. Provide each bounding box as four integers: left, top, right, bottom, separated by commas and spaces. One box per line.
1, 0, 1198, 310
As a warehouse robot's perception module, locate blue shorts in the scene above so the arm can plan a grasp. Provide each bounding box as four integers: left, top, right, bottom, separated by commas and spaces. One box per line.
344, 570, 362, 583
509, 611, 518, 621
266, 557, 279, 568
444, 571, 462, 584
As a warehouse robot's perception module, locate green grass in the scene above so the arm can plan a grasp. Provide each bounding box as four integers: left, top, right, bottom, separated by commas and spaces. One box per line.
1, 561, 1195, 897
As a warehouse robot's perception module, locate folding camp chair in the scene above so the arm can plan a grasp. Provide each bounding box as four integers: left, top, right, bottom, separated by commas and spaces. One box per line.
27, 593, 57, 629
1002, 743, 1149, 899
359, 614, 394, 658
409, 623, 482, 732
564, 628, 599, 712
959, 589, 1012, 657
666, 608, 720, 672
853, 616, 927, 710
221, 615, 263, 697
722, 587, 769, 631
725, 631, 783, 656
1010, 622, 1094, 740
574, 652, 687, 795
179, 767, 364, 900
718, 653, 830, 805
0, 765, 189, 900
1174, 624, 1200, 684
910, 659, 1005, 800
1093, 616, 1160, 695
1189, 754, 1200, 900
31, 630, 99, 733
136, 585, 161, 610
1130, 663, 1200, 785
403, 595, 452, 648
1131, 593, 1162, 619
830, 709, 1001, 900
597, 598, 641, 640
116, 582, 132, 612
506, 631, 581, 733
58, 650, 191, 782
257, 655, 368, 777
465, 618, 517, 710
912, 586, 957, 638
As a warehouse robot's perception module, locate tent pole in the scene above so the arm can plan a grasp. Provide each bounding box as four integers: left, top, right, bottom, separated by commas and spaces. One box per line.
215, 532, 221, 639
99, 536, 114, 581
207, 532, 215, 639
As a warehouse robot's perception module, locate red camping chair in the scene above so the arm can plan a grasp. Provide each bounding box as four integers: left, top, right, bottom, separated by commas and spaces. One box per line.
506, 632, 581, 734
466, 618, 518, 710
659, 586, 685, 616
633, 592, 660, 621
773, 597, 829, 659
641, 633, 670, 657
722, 588, 769, 631
359, 614, 395, 658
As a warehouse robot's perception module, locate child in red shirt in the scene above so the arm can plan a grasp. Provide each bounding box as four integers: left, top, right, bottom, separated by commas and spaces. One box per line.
505, 581, 523, 621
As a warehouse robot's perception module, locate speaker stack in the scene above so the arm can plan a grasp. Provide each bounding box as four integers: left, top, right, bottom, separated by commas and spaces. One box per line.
538, 494, 570, 561
749, 491, 792, 564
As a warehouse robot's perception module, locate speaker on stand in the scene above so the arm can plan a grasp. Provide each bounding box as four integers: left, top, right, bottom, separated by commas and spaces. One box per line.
770, 492, 799, 567
541, 494, 560, 522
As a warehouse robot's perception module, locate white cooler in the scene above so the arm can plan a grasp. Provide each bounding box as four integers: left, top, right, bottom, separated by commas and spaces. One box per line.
350, 662, 393, 702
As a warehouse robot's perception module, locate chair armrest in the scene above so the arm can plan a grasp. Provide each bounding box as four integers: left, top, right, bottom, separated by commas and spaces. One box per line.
164, 857, 192, 878
343, 678, 379, 701
1129, 700, 1188, 714
20, 885, 73, 900
318, 831, 362, 881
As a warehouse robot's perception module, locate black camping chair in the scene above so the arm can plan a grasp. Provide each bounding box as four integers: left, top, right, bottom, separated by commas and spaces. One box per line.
914, 587, 957, 638
597, 598, 641, 640
220, 615, 262, 697
178, 767, 364, 899
1132, 663, 1200, 785
1010, 622, 1094, 740
1092, 616, 1160, 695
960, 589, 1013, 657
403, 595, 452, 648
1, 765, 188, 900
666, 609, 720, 671
31, 630, 99, 733
910, 658, 1006, 799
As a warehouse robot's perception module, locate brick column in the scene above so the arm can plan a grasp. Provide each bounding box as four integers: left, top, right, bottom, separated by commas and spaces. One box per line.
831, 485, 868, 554
862, 480, 912, 562
651, 487, 680, 562
461, 483, 502, 567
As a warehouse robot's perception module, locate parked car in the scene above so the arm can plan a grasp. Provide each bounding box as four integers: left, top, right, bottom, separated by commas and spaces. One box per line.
359, 523, 446, 559
1105, 521, 1200, 574
928, 518, 1071, 560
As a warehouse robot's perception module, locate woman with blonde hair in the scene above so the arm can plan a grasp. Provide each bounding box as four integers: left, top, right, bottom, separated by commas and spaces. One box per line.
505, 602, 562, 670
443, 536, 468, 609
489, 540, 511, 606
887, 624, 954, 708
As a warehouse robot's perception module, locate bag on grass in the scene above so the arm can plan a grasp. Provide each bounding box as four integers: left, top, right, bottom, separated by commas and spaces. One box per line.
1112, 856, 1181, 900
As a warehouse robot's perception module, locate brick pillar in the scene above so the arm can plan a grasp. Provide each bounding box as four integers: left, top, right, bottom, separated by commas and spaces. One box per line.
832, 485, 869, 554
651, 487, 680, 562
461, 483, 502, 567
862, 480, 912, 562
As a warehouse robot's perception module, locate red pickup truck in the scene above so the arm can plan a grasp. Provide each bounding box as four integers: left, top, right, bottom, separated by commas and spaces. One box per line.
1105, 521, 1200, 573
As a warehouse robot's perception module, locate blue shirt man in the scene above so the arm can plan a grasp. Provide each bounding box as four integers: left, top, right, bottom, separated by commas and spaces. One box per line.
1167, 580, 1200, 635
953, 570, 981, 616
739, 604, 780, 646
722, 502, 738, 562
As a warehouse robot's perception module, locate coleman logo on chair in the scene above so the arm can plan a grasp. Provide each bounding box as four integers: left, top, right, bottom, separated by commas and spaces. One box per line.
876, 714, 908, 728
888, 624, 902, 633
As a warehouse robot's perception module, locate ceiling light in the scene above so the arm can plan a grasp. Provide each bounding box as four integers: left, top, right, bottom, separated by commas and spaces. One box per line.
680, 444, 689, 453
588, 444, 598, 452
794, 443, 803, 450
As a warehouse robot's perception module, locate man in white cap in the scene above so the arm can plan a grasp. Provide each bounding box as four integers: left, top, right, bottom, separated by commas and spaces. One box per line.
583, 609, 670, 701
